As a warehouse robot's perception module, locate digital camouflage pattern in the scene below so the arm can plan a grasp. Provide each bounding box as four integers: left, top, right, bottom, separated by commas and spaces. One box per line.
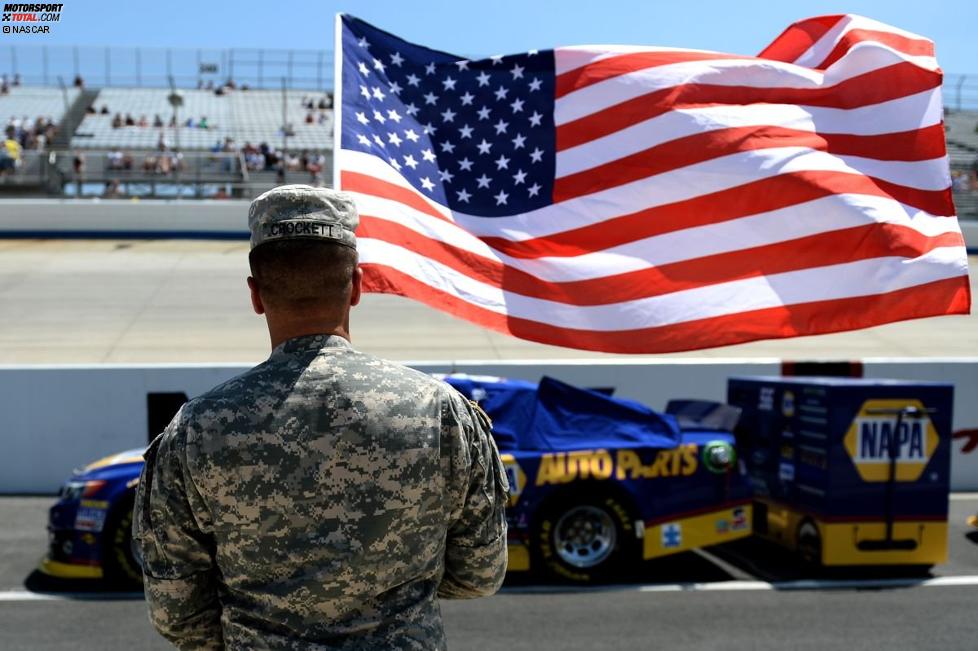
248, 184, 359, 251
133, 334, 509, 650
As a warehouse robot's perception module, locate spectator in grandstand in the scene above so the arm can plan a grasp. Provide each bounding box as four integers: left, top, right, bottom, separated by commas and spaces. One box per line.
103, 179, 121, 198
168, 115, 177, 128
199, 116, 209, 129
318, 111, 328, 125
276, 161, 286, 185
305, 111, 315, 124
12, 74, 20, 87
319, 95, 332, 109
73, 74, 84, 89
225, 78, 237, 90
124, 113, 135, 127
112, 113, 123, 129
0, 134, 21, 175
153, 114, 163, 128
72, 153, 85, 196
213, 186, 229, 199
185, 117, 195, 128
100, 105, 110, 115
0, 78, 8, 96
85, 105, 97, 115
137, 115, 149, 128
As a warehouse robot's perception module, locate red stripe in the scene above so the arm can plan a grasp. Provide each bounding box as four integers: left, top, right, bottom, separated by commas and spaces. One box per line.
361, 269, 970, 354
554, 123, 948, 203
757, 15, 844, 63
557, 62, 940, 151
362, 215, 963, 305
555, 50, 745, 99
342, 171, 450, 224
815, 28, 935, 70
487, 171, 953, 260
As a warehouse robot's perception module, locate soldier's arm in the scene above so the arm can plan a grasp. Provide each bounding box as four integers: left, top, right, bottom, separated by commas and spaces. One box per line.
438, 392, 509, 599
133, 407, 223, 650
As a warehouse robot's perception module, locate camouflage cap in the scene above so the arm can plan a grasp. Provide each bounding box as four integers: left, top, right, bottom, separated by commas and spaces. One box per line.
248, 184, 359, 250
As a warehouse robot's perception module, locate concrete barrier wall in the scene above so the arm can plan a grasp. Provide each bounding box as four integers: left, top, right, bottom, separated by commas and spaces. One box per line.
0, 200, 976, 251
2, 359, 976, 493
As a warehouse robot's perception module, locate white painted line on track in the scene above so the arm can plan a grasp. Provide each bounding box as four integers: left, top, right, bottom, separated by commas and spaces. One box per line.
0, 590, 143, 602
949, 493, 978, 501
501, 575, 978, 595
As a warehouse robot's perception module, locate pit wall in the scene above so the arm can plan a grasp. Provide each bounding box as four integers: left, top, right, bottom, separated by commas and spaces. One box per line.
2, 359, 976, 493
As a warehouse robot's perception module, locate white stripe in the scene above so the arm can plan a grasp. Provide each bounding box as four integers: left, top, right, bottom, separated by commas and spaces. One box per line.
792, 15, 929, 69
555, 44, 938, 126
360, 242, 967, 329
355, 190, 962, 283
341, 150, 952, 242
0, 590, 144, 602
556, 88, 943, 178
554, 45, 724, 75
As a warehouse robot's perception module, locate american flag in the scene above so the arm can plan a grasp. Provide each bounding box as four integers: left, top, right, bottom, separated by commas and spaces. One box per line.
335, 14, 971, 354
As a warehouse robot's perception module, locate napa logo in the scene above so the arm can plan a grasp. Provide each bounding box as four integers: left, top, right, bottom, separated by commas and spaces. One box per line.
843, 399, 937, 482
500, 454, 526, 507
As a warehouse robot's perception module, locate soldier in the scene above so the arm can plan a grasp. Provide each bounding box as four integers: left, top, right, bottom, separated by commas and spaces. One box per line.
133, 185, 509, 650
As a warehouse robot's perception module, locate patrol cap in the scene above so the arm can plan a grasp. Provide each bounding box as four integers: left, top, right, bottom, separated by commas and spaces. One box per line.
248, 184, 359, 251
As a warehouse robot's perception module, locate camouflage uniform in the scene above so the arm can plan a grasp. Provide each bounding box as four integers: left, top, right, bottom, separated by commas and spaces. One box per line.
133, 185, 509, 650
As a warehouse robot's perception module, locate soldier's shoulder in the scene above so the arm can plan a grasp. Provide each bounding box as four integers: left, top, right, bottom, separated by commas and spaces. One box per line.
176, 359, 280, 419
344, 350, 457, 396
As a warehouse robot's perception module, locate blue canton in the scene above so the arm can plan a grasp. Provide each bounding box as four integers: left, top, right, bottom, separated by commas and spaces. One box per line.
340, 15, 556, 217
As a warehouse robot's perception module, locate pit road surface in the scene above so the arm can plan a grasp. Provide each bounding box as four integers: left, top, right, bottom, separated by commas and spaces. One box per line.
2, 496, 977, 650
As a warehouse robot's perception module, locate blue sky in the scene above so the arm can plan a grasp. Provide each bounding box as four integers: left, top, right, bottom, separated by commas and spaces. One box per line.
8, 0, 974, 73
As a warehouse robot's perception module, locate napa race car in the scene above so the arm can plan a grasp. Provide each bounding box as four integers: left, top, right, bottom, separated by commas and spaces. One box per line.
40, 374, 752, 587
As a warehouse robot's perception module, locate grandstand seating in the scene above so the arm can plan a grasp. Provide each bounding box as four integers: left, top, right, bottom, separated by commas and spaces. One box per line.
946, 110, 978, 151
0, 86, 80, 128
71, 88, 333, 151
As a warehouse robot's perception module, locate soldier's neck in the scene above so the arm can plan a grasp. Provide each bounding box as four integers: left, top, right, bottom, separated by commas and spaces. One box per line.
265, 313, 352, 350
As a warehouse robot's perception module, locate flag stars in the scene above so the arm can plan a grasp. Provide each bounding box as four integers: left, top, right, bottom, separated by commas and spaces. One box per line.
512, 169, 527, 185
460, 91, 474, 106
455, 59, 469, 71
527, 183, 541, 197
476, 71, 491, 87
390, 51, 404, 66
372, 134, 384, 147
458, 157, 473, 171
389, 157, 401, 171
360, 85, 370, 100
440, 140, 456, 153
490, 54, 504, 65
458, 124, 474, 139
357, 37, 370, 49
495, 155, 510, 170
372, 58, 386, 73
420, 176, 435, 192
424, 62, 436, 75
442, 76, 457, 91
456, 188, 471, 202
403, 154, 418, 169
510, 98, 524, 113
494, 119, 509, 135
421, 148, 436, 163
494, 190, 509, 205
355, 111, 369, 125
371, 87, 385, 101
476, 174, 492, 188
439, 169, 455, 183
476, 106, 492, 121
357, 62, 371, 76
405, 103, 419, 117
423, 91, 439, 105
404, 129, 420, 142
372, 110, 386, 124
387, 132, 403, 146
512, 133, 526, 149
406, 73, 420, 87
510, 63, 524, 79
528, 78, 542, 92
441, 108, 457, 123
528, 111, 543, 127
476, 139, 493, 155
389, 81, 402, 95
494, 86, 509, 101
357, 134, 370, 146
529, 147, 544, 163
387, 109, 402, 123
422, 122, 438, 135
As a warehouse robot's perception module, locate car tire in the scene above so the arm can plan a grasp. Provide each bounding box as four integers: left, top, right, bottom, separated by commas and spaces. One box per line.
532, 491, 638, 585
102, 492, 143, 589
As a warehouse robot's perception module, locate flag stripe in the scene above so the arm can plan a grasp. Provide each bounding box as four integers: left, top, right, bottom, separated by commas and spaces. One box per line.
789, 15, 934, 69
359, 265, 970, 354
556, 88, 944, 177
757, 15, 844, 63
814, 28, 935, 70
556, 61, 940, 150
355, 188, 959, 279
359, 216, 963, 306
359, 241, 967, 331
553, 124, 948, 202
340, 150, 953, 245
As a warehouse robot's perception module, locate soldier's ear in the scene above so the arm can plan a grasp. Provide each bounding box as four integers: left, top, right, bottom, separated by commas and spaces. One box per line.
247, 276, 265, 315
349, 266, 363, 307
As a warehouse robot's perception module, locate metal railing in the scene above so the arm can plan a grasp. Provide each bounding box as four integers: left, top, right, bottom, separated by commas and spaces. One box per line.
1, 45, 334, 91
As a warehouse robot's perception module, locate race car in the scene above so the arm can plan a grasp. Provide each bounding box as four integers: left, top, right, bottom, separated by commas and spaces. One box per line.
40, 374, 752, 587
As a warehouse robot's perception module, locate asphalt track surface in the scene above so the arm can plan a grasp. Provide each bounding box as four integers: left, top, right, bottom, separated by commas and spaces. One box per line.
2, 496, 977, 650
0, 239, 975, 363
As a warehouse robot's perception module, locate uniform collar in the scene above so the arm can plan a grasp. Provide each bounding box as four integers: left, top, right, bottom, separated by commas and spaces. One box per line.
271, 333, 353, 357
